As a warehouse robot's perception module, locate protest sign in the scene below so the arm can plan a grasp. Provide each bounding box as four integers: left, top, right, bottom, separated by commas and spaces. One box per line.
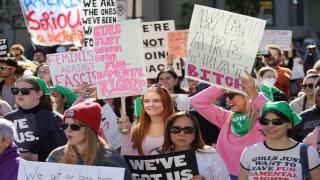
18, 161, 124, 180
101, 103, 122, 149
260, 30, 292, 51
186, 5, 266, 92
168, 30, 188, 58
46, 50, 96, 89
0, 38, 8, 56
124, 150, 199, 180
142, 20, 180, 78
19, 0, 83, 46
81, 0, 117, 48
173, 94, 191, 111
94, 19, 147, 99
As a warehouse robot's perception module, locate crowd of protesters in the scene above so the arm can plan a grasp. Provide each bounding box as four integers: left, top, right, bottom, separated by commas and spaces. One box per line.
0, 41, 320, 180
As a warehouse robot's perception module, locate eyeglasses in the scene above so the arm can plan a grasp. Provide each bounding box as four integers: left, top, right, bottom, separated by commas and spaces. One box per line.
259, 118, 287, 126
37, 69, 50, 75
169, 126, 196, 134
11, 87, 37, 95
0, 66, 12, 71
61, 123, 87, 131
302, 84, 314, 89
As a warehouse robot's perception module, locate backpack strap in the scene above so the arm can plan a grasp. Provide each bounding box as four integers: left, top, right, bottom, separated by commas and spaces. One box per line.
300, 144, 310, 180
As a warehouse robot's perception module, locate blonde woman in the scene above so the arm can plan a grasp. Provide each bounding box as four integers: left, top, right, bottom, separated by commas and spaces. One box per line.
47, 101, 131, 180
190, 74, 268, 179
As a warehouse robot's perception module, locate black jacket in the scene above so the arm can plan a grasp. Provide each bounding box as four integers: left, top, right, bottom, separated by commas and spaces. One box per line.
4, 105, 67, 161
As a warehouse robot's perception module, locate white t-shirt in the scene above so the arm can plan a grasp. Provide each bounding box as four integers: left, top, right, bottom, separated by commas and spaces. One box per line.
240, 142, 320, 180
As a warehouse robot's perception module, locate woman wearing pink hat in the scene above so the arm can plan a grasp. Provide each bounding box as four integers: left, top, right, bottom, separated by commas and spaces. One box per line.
47, 101, 131, 180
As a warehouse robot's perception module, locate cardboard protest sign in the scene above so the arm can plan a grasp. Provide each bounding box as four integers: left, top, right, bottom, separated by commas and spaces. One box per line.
186, 5, 266, 92
168, 30, 188, 58
18, 161, 124, 180
142, 20, 181, 78
81, 0, 117, 48
19, 0, 83, 46
94, 19, 147, 99
46, 50, 96, 89
0, 38, 8, 57
101, 103, 122, 149
124, 150, 199, 180
260, 30, 292, 51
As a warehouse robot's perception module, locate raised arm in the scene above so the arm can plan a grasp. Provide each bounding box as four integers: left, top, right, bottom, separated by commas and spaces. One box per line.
190, 85, 231, 128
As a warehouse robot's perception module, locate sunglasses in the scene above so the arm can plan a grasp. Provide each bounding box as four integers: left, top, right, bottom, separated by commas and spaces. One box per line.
0, 66, 12, 71
37, 69, 50, 75
61, 123, 87, 131
11, 87, 37, 95
169, 126, 196, 134
302, 84, 314, 89
259, 118, 287, 126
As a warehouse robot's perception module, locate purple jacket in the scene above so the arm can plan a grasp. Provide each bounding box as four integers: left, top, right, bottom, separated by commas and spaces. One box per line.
0, 144, 21, 180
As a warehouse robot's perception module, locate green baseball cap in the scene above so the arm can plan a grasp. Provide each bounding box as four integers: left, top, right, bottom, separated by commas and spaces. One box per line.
30, 77, 51, 95
261, 101, 301, 127
50, 85, 78, 108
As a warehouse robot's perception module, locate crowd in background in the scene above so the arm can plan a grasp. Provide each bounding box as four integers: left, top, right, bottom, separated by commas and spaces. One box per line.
0, 41, 320, 180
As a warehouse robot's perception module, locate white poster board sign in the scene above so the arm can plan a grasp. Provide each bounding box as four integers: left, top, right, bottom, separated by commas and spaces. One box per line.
186, 4, 266, 92
101, 103, 122, 149
19, 0, 83, 46
142, 20, 179, 78
81, 0, 117, 48
46, 50, 96, 89
174, 94, 191, 111
94, 19, 147, 99
260, 30, 292, 51
18, 161, 124, 180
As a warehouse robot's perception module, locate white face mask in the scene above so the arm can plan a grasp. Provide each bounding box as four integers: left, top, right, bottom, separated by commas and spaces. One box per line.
262, 78, 277, 87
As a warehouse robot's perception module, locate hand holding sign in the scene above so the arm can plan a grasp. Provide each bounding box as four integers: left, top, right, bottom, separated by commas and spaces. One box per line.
241, 71, 259, 99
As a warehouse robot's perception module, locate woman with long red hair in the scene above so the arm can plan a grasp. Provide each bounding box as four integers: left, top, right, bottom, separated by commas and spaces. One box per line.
120, 85, 174, 155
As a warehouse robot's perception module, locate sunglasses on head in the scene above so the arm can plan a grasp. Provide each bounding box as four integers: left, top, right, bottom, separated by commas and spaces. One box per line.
302, 84, 314, 89
259, 118, 287, 126
226, 93, 241, 100
11, 87, 37, 95
37, 69, 50, 75
169, 126, 196, 134
61, 123, 87, 131
0, 66, 11, 71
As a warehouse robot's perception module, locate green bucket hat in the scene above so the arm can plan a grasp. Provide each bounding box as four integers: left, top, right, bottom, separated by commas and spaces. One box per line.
50, 85, 78, 108
30, 77, 51, 95
261, 101, 301, 127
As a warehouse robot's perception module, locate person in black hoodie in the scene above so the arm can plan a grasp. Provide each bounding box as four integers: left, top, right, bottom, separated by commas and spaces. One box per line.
4, 76, 67, 161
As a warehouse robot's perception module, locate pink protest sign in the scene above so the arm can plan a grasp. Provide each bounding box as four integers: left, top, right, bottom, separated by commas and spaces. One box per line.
19, 0, 83, 46
46, 50, 96, 89
186, 5, 266, 93
94, 19, 147, 99
168, 30, 188, 58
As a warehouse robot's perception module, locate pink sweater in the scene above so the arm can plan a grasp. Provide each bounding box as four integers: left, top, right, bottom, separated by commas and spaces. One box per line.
190, 85, 267, 176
